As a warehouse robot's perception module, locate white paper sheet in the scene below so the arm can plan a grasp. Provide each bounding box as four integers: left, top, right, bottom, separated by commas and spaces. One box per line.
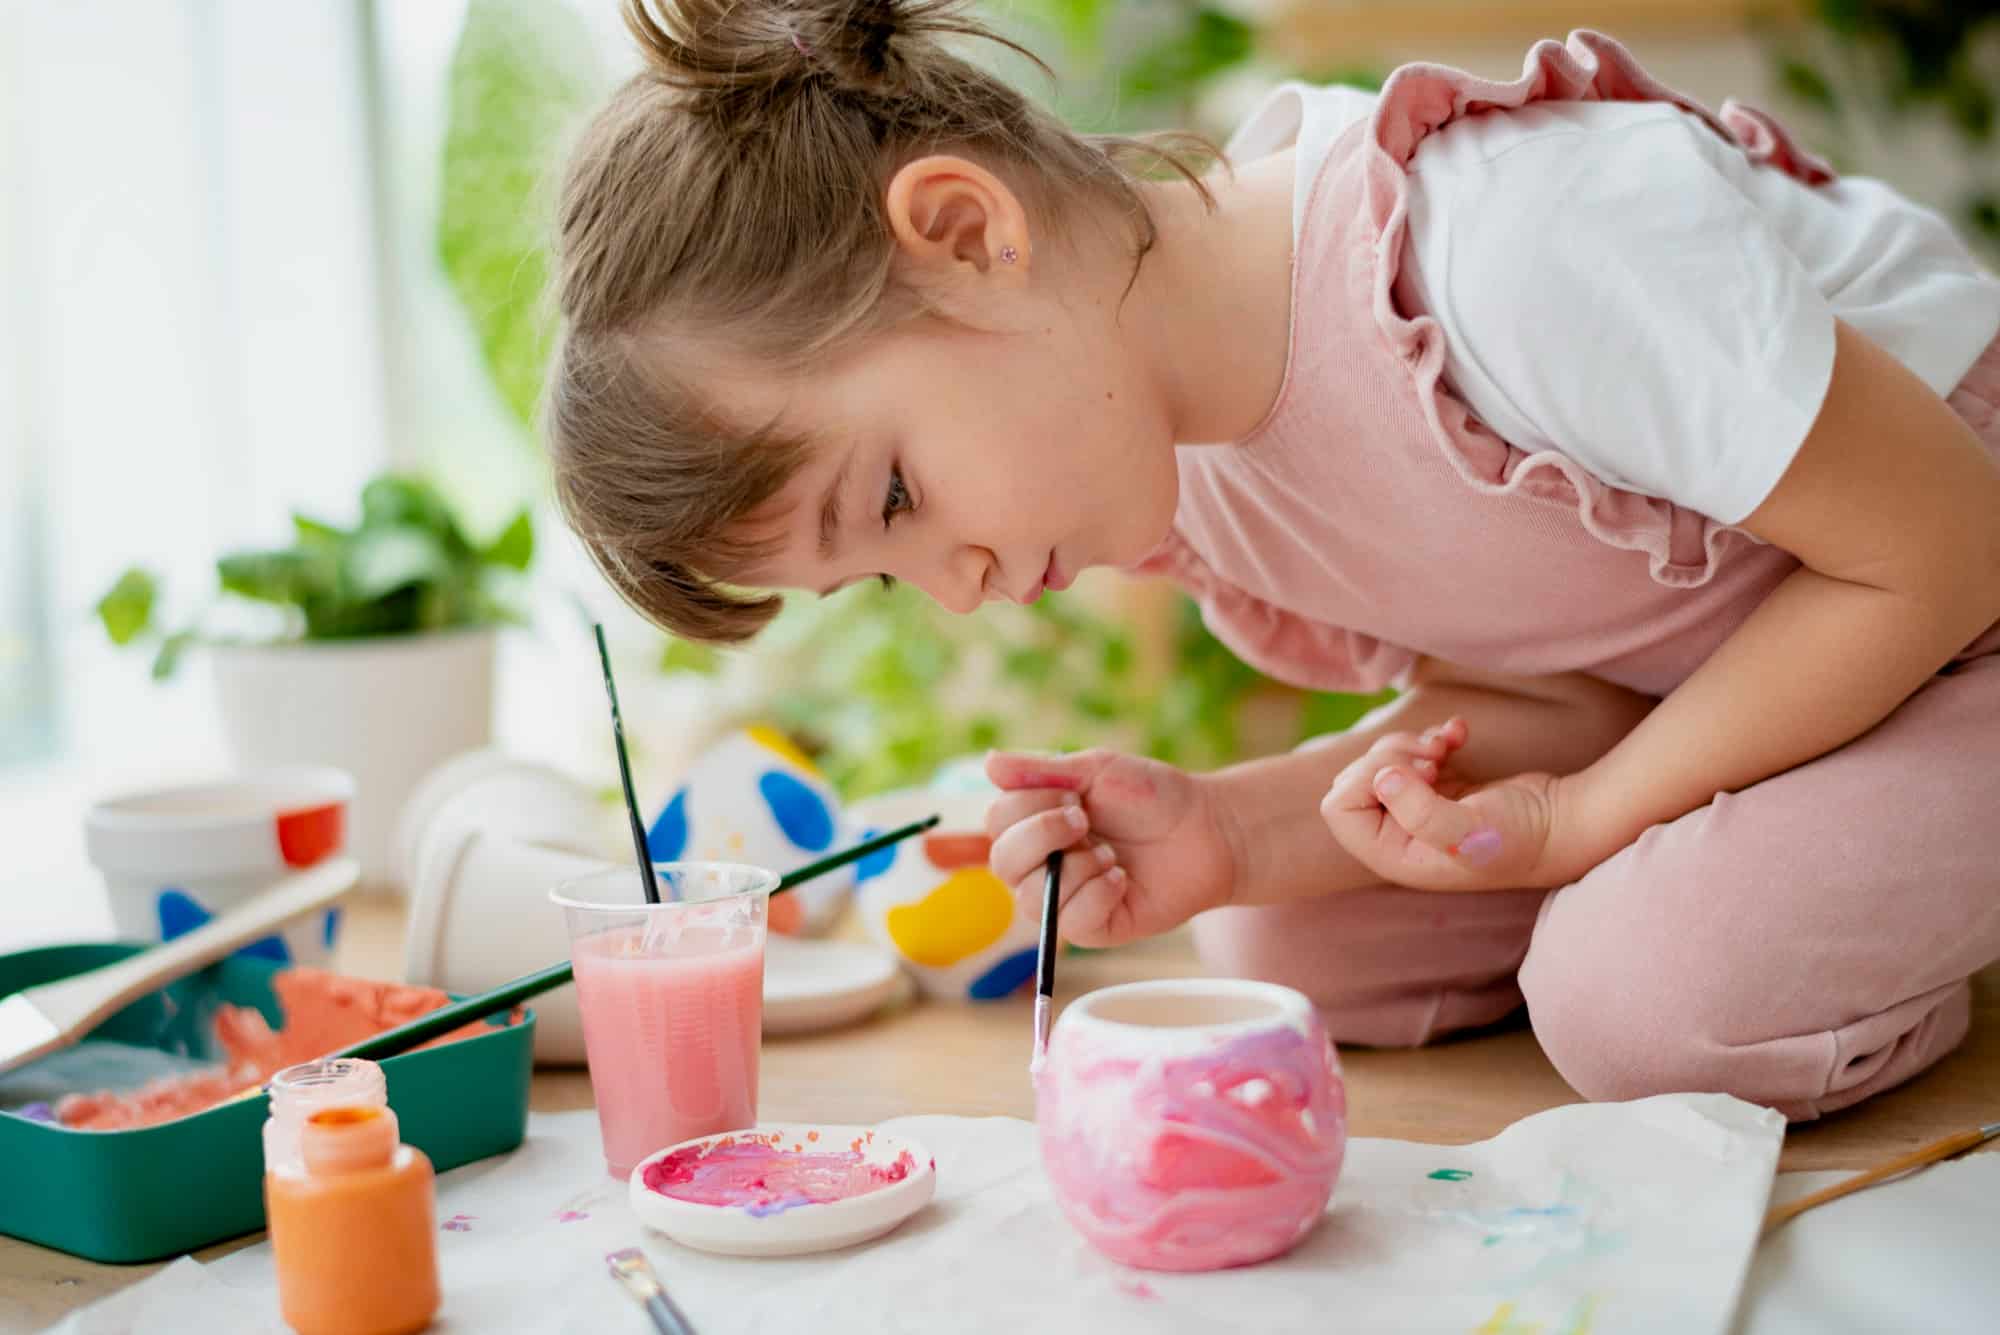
43, 1094, 1786, 1335
1735, 1152, 2000, 1335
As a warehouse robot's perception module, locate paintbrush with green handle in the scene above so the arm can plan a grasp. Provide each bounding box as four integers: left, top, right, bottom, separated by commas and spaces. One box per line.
329, 816, 939, 1064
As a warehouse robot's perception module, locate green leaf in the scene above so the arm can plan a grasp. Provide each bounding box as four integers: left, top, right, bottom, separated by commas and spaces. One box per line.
1118, 9, 1254, 105
342, 525, 453, 603
1013, 0, 1110, 54
1296, 689, 1397, 743
659, 636, 722, 676
360, 476, 466, 549
1001, 645, 1057, 685
1776, 57, 1839, 112
218, 549, 330, 608
438, 0, 599, 432
1943, 65, 1993, 140
96, 568, 158, 645
1967, 191, 2000, 240
1098, 631, 1133, 679
482, 509, 535, 571
292, 513, 347, 548
150, 630, 194, 682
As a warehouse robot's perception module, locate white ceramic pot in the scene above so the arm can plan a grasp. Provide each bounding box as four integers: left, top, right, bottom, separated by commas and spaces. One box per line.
209, 629, 496, 893
85, 766, 356, 965
1036, 978, 1348, 1272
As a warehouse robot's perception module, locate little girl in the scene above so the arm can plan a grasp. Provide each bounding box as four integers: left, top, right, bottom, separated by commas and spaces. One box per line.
548, 0, 2000, 1120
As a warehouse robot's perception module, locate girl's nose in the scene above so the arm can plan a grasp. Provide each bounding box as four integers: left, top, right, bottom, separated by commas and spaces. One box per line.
921, 544, 990, 615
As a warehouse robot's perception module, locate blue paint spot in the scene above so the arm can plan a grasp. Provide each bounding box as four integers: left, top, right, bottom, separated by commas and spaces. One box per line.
649, 788, 690, 861
240, 934, 292, 964
156, 889, 291, 964
322, 907, 343, 950
758, 771, 833, 852
852, 827, 897, 884
966, 946, 1037, 1000
744, 1193, 813, 1217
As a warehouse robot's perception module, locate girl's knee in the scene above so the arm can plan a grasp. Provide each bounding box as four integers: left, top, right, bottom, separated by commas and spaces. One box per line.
1192, 898, 1526, 1048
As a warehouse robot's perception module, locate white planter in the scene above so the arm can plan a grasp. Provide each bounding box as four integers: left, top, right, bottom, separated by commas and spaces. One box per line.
209, 629, 497, 893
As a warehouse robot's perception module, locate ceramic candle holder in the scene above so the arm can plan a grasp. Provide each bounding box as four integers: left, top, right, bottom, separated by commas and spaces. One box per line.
1036, 979, 1347, 1272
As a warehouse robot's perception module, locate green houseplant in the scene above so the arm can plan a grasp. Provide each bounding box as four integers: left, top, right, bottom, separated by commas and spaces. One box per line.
96, 473, 534, 890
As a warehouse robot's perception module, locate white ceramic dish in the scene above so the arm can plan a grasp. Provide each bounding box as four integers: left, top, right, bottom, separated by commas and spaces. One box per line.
629, 1124, 935, 1257
762, 935, 903, 1036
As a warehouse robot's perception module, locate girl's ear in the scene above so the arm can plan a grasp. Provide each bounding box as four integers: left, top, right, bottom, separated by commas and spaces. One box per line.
884, 154, 1032, 281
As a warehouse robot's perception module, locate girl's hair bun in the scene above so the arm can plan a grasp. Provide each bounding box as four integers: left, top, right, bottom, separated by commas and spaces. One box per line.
623, 0, 990, 100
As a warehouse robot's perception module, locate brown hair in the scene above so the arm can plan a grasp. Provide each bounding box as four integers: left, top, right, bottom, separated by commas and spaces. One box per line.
547, 0, 1211, 642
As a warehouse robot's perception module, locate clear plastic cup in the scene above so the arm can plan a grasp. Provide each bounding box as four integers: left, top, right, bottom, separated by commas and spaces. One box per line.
550, 863, 776, 1179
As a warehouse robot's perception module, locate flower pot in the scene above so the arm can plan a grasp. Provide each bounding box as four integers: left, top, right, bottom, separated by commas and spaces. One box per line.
1036, 978, 1347, 1272
208, 629, 497, 893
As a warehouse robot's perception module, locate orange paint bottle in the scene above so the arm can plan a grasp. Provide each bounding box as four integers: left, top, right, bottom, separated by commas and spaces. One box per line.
265, 1082, 440, 1335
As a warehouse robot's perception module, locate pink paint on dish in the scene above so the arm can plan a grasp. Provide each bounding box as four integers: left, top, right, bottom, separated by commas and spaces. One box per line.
640, 1131, 917, 1216
1037, 980, 1346, 1272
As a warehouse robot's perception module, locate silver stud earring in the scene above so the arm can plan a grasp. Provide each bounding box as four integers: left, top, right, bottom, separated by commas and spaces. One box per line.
999, 245, 1019, 265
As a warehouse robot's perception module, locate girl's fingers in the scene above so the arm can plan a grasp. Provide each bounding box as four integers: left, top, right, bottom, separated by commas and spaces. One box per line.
984, 788, 1076, 842
1418, 717, 1469, 752
1327, 723, 1465, 813
988, 802, 1092, 889
1012, 841, 1117, 920
1369, 764, 1483, 857
1052, 860, 1129, 948
985, 748, 1111, 794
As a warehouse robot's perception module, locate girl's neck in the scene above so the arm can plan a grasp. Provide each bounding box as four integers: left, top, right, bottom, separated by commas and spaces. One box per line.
1123, 152, 1299, 447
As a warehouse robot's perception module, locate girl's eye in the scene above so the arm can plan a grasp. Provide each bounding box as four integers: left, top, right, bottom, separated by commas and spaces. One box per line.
881, 465, 914, 528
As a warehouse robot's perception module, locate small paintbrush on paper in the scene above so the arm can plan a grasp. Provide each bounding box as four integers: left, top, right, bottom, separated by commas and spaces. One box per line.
606, 1247, 698, 1335
1762, 1119, 2000, 1234
1030, 850, 1062, 1075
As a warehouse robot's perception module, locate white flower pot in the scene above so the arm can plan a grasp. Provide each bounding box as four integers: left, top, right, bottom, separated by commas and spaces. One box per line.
209, 629, 497, 893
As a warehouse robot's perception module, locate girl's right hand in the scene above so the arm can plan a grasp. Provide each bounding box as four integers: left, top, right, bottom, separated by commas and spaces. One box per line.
983, 749, 1239, 948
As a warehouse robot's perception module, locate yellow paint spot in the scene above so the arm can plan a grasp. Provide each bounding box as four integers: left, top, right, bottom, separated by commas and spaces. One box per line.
1563, 1296, 1596, 1335
1473, 1303, 1544, 1335
746, 724, 820, 776
885, 867, 1014, 966
727, 831, 745, 851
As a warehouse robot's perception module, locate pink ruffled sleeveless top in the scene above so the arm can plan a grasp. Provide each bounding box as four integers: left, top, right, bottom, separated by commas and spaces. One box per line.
1134, 32, 1841, 698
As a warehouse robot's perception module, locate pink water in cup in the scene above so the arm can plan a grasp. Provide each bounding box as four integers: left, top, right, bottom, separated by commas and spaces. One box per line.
551, 863, 776, 1179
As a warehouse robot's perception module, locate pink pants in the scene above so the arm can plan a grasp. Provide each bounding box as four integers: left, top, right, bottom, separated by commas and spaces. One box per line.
1193, 336, 2000, 1123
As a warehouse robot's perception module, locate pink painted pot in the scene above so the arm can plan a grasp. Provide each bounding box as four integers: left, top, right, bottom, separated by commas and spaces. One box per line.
1036, 978, 1346, 1272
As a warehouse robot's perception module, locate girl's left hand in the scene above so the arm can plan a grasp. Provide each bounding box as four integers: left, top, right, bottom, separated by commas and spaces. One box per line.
1319, 718, 1602, 893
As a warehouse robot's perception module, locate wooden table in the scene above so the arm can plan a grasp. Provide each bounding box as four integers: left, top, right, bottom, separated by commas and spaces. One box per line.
5, 895, 1995, 1331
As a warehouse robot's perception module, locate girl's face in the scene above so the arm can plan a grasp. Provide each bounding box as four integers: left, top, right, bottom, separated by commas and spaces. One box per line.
720, 163, 1186, 612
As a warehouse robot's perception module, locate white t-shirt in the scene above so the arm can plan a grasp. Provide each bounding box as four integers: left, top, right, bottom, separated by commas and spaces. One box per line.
1229, 86, 2000, 524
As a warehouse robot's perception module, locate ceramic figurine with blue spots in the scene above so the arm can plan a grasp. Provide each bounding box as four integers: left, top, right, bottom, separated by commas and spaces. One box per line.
648, 726, 852, 935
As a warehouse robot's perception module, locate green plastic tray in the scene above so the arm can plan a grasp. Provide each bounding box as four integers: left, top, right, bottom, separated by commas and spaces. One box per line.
0, 944, 534, 1264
